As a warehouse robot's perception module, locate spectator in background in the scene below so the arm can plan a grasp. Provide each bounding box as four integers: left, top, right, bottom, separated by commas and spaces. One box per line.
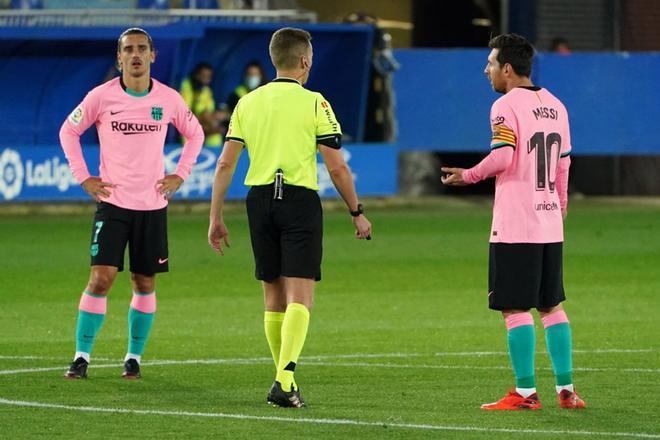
180, 62, 228, 148
226, 61, 267, 113
550, 37, 572, 54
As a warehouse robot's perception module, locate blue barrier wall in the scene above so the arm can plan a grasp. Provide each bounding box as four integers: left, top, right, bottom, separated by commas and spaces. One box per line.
0, 23, 373, 145
0, 144, 396, 203
172, 23, 374, 143
394, 49, 660, 155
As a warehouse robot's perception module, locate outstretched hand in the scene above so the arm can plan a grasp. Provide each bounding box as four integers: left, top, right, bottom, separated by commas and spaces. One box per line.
441, 167, 468, 186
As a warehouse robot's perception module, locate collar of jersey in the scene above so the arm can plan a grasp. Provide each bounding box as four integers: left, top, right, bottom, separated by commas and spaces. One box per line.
272, 77, 300, 85
120, 77, 153, 97
517, 85, 542, 91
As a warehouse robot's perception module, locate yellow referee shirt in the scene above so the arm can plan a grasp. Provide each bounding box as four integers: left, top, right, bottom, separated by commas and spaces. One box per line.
225, 78, 342, 191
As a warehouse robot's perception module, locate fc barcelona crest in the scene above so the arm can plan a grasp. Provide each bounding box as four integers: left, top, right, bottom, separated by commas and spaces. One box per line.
151, 106, 163, 121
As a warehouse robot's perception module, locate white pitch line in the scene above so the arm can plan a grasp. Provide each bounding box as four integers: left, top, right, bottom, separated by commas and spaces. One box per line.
0, 398, 658, 439
573, 349, 656, 354
0, 357, 273, 376
1, 348, 654, 363
1, 357, 659, 376
0, 355, 116, 361
304, 361, 660, 374
434, 348, 657, 357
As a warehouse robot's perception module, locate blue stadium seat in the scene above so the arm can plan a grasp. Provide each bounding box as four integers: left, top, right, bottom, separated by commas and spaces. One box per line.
11, 0, 43, 9
44, 0, 134, 8
137, 0, 170, 9
183, 0, 220, 9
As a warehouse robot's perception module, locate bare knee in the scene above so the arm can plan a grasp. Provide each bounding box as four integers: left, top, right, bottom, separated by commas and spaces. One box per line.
537, 304, 564, 318
501, 309, 531, 319
86, 266, 118, 295
284, 277, 315, 311
263, 278, 287, 312
131, 273, 156, 293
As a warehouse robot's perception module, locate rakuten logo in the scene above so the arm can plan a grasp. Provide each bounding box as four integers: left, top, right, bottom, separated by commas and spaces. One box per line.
111, 121, 162, 135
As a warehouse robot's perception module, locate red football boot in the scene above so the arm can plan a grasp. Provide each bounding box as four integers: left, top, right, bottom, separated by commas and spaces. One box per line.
481, 389, 542, 410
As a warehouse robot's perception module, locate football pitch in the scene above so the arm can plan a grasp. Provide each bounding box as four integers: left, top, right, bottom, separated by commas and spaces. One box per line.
1, 198, 659, 439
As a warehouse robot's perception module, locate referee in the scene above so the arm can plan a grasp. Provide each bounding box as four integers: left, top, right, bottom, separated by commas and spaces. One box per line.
208, 27, 372, 408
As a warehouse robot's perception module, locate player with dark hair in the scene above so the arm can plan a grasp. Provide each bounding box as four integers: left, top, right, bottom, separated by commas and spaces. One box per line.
208, 27, 372, 408
60, 27, 204, 380
442, 33, 585, 410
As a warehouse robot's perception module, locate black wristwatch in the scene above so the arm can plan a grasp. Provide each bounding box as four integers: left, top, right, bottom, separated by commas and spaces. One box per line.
350, 203, 364, 217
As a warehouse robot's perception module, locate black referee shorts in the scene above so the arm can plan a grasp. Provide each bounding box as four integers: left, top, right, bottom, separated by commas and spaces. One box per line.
246, 184, 323, 282
488, 242, 565, 311
89, 202, 169, 275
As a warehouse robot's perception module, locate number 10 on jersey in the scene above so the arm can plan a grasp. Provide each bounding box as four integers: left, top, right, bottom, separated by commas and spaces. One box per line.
528, 132, 561, 192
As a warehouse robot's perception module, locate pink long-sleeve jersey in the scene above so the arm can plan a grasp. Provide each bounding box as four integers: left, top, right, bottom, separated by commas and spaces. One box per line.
463, 86, 572, 243
60, 77, 204, 210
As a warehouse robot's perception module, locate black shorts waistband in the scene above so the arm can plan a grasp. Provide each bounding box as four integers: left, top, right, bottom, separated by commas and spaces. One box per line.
248, 183, 315, 198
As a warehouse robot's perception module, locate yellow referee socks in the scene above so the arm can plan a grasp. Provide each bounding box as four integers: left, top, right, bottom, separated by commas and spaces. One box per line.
264, 311, 285, 370
276, 303, 310, 392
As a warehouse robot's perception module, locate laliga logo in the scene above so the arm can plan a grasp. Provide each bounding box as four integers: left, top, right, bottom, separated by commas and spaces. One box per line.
317, 148, 356, 196
0, 148, 24, 201
164, 147, 217, 198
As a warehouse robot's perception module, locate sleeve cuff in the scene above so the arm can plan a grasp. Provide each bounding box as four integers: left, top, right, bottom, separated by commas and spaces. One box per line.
462, 168, 478, 184
173, 168, 189, 181
74, 170, 92, 185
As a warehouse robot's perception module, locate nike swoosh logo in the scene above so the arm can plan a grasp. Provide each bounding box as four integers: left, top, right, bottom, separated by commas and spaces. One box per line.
158, 258, 168, 264
110, 110, 123, 115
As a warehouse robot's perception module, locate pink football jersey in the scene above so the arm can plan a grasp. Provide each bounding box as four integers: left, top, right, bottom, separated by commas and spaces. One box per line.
463, 87, 572, 243
60, 77, 204, 210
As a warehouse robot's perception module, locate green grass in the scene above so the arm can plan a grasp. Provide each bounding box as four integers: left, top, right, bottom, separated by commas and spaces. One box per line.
0, 199, 659, 439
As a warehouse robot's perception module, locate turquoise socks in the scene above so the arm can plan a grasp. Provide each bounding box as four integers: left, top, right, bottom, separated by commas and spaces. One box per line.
75, 291, 107, 354
542, 311, 573, 386
505, 313, 536, 389
127, 292, 157, 357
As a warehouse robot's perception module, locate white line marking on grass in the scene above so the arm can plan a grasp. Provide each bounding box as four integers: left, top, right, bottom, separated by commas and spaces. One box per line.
0, 355, 115, 361
0, 356, 46, 360
304, 361, 660, 374
0, 357, 273, 376
1, 357, 658, 376
434, 348, 656, 357
573, 349, 656, 354
0, 398, 658, 439
1, 348, 653, 363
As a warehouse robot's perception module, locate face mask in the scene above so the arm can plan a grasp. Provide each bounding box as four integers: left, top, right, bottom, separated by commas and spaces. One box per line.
245, 75, 261, 90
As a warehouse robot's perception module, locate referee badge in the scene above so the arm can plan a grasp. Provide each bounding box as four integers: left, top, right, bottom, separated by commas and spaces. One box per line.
151, 106, 163, 121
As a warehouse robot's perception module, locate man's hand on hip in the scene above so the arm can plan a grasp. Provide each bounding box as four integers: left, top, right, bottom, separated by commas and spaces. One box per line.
157, 174, 184, 199
82, 177, 115, 202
